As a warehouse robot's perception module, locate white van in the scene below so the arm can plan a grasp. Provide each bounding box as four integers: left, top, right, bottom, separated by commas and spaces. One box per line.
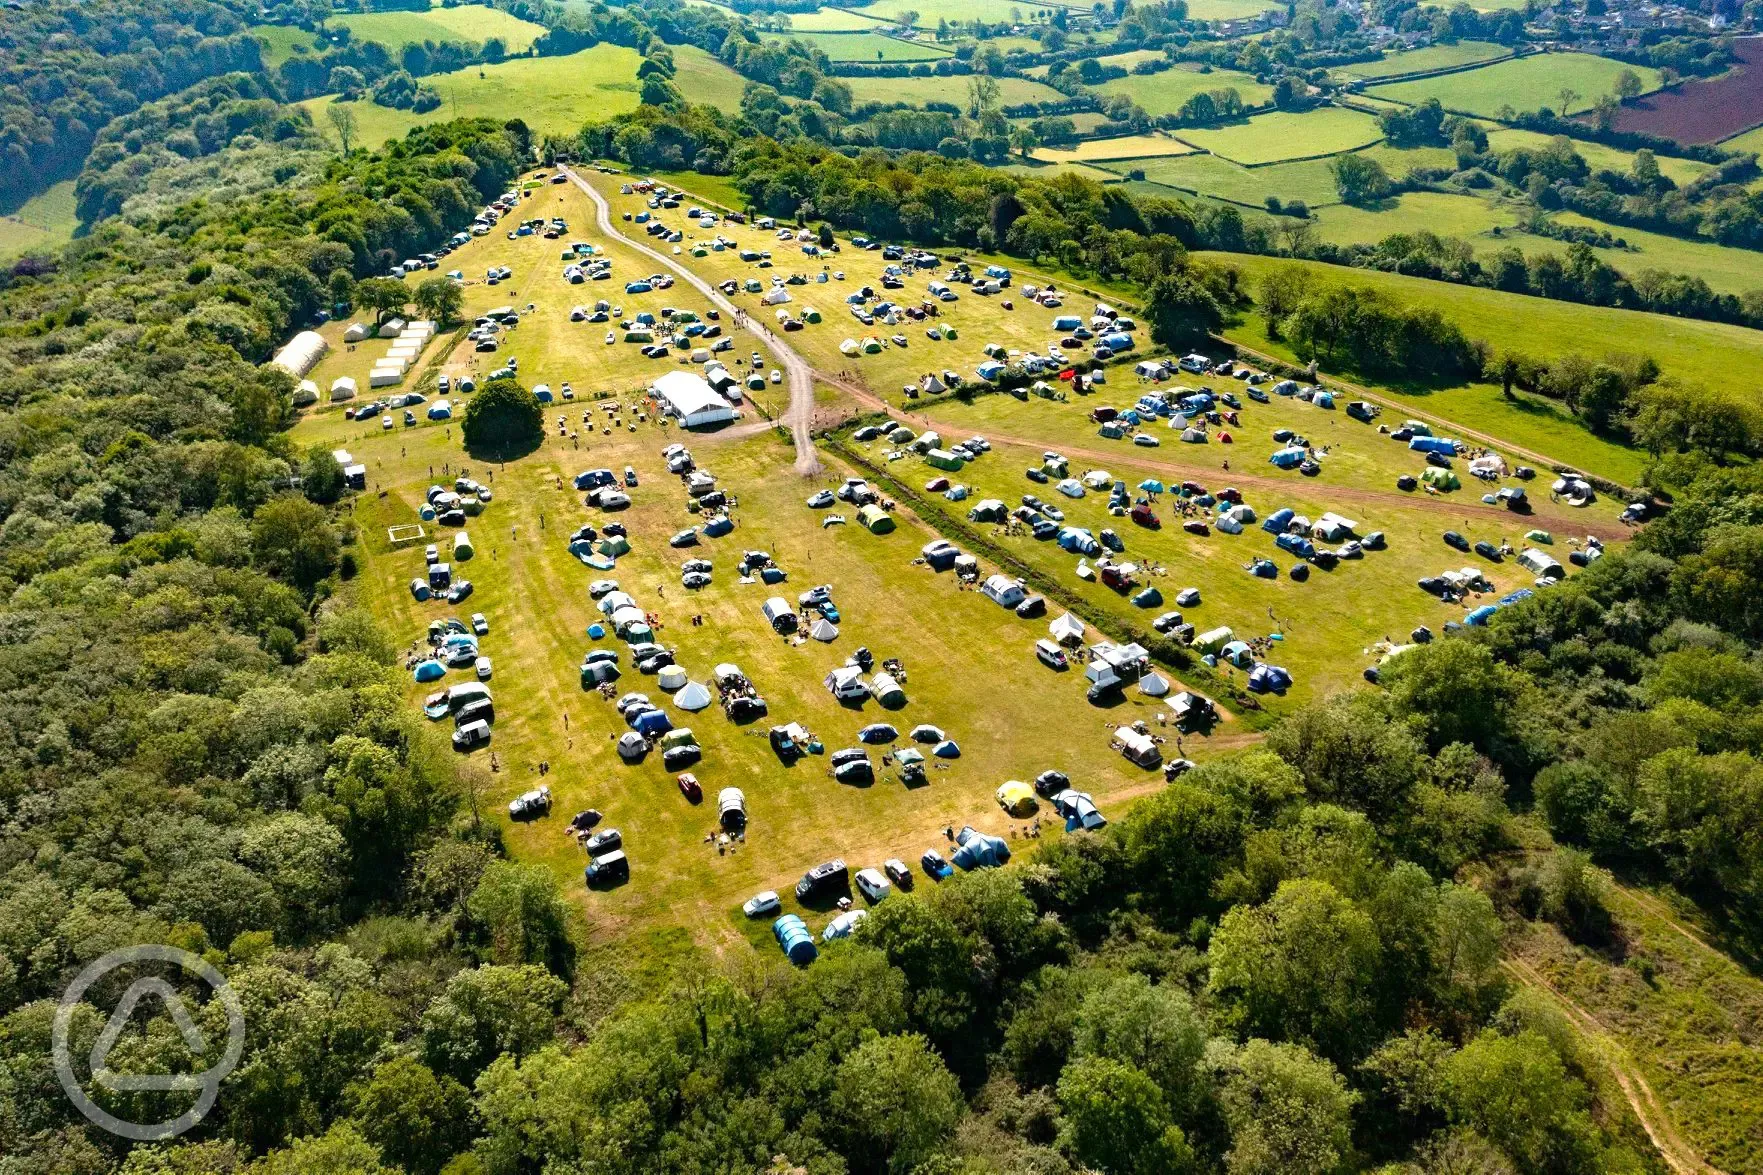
452, 720, 490, 750
1035, 639, 1069, 670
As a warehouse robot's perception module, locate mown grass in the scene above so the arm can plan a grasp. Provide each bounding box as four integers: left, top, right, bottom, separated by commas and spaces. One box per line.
843, 73, 1066, 105
1103, 144, 1457, 208
1370, 51, 1665, 117
1331, 40, 1509, 82
762, 30, 952, 60
1174, 106, 1385, 165
1310, 190, 1534, 247
1093, 65, 1275, 118
1032, 134, 1198, 164
0, 180, 77, 258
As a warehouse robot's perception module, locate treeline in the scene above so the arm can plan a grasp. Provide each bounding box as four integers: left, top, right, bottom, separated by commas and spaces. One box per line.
0, 0, 265, 212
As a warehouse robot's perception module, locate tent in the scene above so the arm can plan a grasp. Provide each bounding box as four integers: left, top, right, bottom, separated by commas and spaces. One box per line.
810, 618, 839, 642
1138, 479, 1165, 492
1053, 789, 1107, 832
1420, 467, 1460, 491
951, 827, 1010, 870
996, 781, 1038, 816
293, 380, 319, 407
1138, 671, 1170, 697
330, 376, 358, 401
933, 740, 961, 758
1269, 446, 1306, 468
413, 659, 445, 682
870, 672, 906, 707
1130, 586, 1162, 608
1194, 626, 1234, 653
1049, 613, 1086, 645
910, 724, 944, 742
774, 915, 817, 966
857, 504, 895, 534
661, 728, 696, 750
657, 665, 688, 691
1248, 664, 1293, 694
616, 732, 648, 761
343, 322, 371, 343
858, 722, 898, 744
1220, 640, 1254, 668
674, 681, 714, 711
632, 708, 673, 736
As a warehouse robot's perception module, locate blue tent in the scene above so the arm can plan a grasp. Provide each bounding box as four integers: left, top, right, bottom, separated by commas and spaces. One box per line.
427, 404, 452, 420
631, 708, 673, 736
774, 915, 817, 966
933, 740, 961, 758
1262, 507, 1295, 533
413, 659, 445, 682
858, 723, 898, 744
1275, 532, 1316, 559
1220, 640, 1253, 668
1247, 664, 1293, 693
1101, 332, 1134, 352
1465, 605, 1499, 626
1053, 315, 1082, 331
1408, 436, 1457, 455
1058, 528, 1100, 555
1131, 585, 1163, 608
625, 280, 652, 293
1139, 479, 1165, 492
952, 827, 1011, 870
534, 386, 553, 403
587, 623, 606, 639
1314, 391, 1335, 408
976, 360, 1006, 381
704, 516, 735, 537
1269, 446, 1306, 469
1497, 588, 1535, 607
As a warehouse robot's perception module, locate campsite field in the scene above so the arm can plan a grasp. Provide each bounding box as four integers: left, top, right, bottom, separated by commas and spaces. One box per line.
1368, 51, 1664, 117
762, 30, 952, 60
1331, 40, 1509, 82
0, 180, 77, 259
1092, 65, 1275, 119
1172, 106, 1385, 164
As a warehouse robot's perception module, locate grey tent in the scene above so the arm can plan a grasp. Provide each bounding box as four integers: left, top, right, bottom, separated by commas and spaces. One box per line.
616, 732, 648, 761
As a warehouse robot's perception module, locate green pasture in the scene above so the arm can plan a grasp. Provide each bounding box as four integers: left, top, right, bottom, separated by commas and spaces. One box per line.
1721, 124, 1763, 154
1014, 111, 1113, 135
1310, 190, 1532, 247
1543, 213, 1763, 298
776, 6, 894, 30
764, 30, 952, 60
0, 180, 77, 259
1369, 51, 1664, 117
1092, 65, 1275, 118
842, 72, 1067, 105
856, 0, 1049, 24
1032, 133, 1197, 163
997, 160, 1125, 183
1107, 143, 1456, 208
1331, 40, 1509, 82
1174, 106, 1385, 164
1483, 126, 1712, 186
1026, 47, 1165, 78
254, 5, 545, 67
1185, 0, 1283, 19
250, 23, 322, 67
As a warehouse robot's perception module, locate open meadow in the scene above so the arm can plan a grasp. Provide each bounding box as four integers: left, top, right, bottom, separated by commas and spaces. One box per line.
1308, 190, 1534, 247
1172, 105, 1385, 164
252, 4, 546, 67
1030, 133, 1197, 164
763, 30, 952, 60
1331, 40, 1510, 82
1108, 143, 1456, 208
1092, 64, 1275, 118
0, 180, 76, 258
843, 72, 1066, 105
774, 6, 893, 29
1482, 126, 1712, 186
1369, 51, 1664, 117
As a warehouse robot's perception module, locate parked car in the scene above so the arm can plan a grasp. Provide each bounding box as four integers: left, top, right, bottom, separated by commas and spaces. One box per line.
471, 612, 489, 635
584, 828, 622, 854
1443, 530, 1470, 552
677, 772, 702, 802
743, 890, 781, 918
920, 850, 954, 881
854, 867, 892, 904
883, 859, 913, 890
475, 656, 493, 681
795, 858, 849, 901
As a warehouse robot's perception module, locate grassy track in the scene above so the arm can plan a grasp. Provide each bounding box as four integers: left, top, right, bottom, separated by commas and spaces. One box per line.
1369, 51, 1665, 117
1174, 106, 1385, 164
0, 181, 77, 258
1330, 40, 1509, 82
1093, 65, 1275, 118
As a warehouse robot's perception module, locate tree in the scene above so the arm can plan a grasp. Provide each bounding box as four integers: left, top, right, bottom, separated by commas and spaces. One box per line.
1143, 269, 1223, 351
1330, 153, 1391, 205
354, 277, 408, 324
327, 67, 367, 100
251, 1123, 395, 1175
413, 276, 463, 324
1256, 267, 1310, 339
1010, 126, 1040, 158
1440, 1031, 1598, 1172
1073, 974, 1207, 1112
250, 495, 340, 593
1215, 1039, 1357, 1175
1056, 1056, 1195, 1174
832, 1034, 962, 1173
460, 377, 543, 457
1208, 879, 1384, 1063
326, 103, 357, 154
348, 1057, 474, 1175
302, 443, 346, 505
1380, 640, 1521, 754
467, 859, 574, 976
421, 963, 569, 1083
1555, 87, 1580, 115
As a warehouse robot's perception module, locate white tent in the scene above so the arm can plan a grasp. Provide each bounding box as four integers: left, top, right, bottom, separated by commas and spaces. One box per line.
761, 288, 792, 305
657, 665, 688, 691
810, 618, 839, 642
271, 330, 328, 377
293, 380, 319, 407
330, 376, 358, 401
1049, 613, 1085, 645
617, 732, 647, 760
1138, 671, 1170, 697
652, 370, 737, 428
343, 322, 371, 343
674, 681, 713, 711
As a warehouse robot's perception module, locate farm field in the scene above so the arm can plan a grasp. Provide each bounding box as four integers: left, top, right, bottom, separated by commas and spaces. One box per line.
1014, 110, 1112, 135
843, 73, 1066, 105
1369, 51, 1664, 117
252, 5, 546, 66
1108, 143, 1456, 208
1199, 251, 1763, 482
302, 45, 745, 149
1605, 38, 1763, 144
1173, 106, 1384, 164
1030, 133, 1197, 163
1184, 0, 1282, 18
775, 6, 892, 29
1547, 211, 1763, 298
762, 30, 951, 60
0, 180, 76, 259
855, 0, 1047, 24
1483, 126, 1712, 186
1026, 47, 1164, 78
997, 159, 1124, 184
1309, 190, 1533, 247
1331, 40, 1509, 82
1092, 64, 1275, 118
1723, 122, 1763, 154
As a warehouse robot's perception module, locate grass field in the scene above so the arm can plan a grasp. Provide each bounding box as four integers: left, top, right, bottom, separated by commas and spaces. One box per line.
0, 181, 77, 259
1483, 126, 1712, 186
775, 6, 893, 29
1721, 123, 1763, 153
1369, 51, 1665, 117
843, 73, 1066, 105
763, 30, 952, 60
303, 44, 746, 148
1031, 134, 1197, 163
1173, 106, 1385, 164
1310, 190, 1533, 247
253, 5, 545, 66
1546, 212, 1763, 297
856, 0, 1046, 24
1331, 40, 1509, 82
1014, 111, 1112, 135
1199, 251, 1763, 482
1185, 0, 1282, 18
998, 159, 1125, 183
1093, 65, 1275, 118
1108, 143, 1457, 208
1026, 47, 1165, 79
